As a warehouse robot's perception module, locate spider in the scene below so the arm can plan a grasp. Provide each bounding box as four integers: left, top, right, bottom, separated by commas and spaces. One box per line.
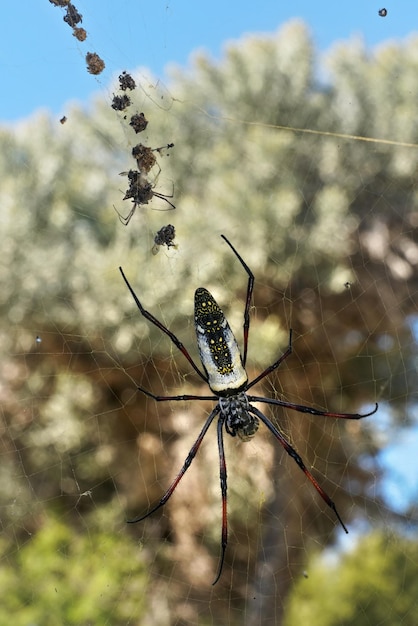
114, 169, 175, 225
119, 235, 378, 585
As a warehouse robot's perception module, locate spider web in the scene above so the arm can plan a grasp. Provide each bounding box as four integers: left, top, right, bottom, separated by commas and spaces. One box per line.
1, 2, 418, 625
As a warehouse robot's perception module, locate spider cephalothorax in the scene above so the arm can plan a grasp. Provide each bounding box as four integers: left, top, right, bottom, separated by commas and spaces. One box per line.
120, 235, 378, 584
219, 393, 259, 441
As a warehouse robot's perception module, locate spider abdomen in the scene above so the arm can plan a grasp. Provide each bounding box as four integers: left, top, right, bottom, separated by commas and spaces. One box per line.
220, 393, 259, 441
194, 288, 248, 395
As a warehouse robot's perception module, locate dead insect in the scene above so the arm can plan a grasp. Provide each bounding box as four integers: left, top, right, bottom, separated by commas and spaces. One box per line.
119, 71, 136, 91
49, 0, 70, 6
111, 94, 131, 111
152, 224, 177, 254
132, 143, 174, 174
63, 3, 82, 27
86, 52, 105, 75
72, 27, 87, 41
132, 144, 157, 173
129, 112, 148, 134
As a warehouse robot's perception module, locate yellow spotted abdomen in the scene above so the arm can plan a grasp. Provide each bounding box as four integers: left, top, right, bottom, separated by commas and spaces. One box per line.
194, 288, 248, 395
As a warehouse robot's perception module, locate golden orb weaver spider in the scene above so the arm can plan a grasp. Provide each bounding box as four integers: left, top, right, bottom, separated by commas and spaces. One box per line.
119, 235, 378, 585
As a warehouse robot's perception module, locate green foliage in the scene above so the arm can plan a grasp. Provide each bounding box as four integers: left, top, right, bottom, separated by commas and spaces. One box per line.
0, 516, 148, 625
284, 531, 418, 626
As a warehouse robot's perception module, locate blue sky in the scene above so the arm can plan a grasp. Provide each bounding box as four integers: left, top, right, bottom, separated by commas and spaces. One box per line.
0, 0, 416, 122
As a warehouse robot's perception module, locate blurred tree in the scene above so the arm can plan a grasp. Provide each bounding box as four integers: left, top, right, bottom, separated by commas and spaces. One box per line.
284, 530, 418, 626
1, 19, 417, 625
0, 516, 148, 625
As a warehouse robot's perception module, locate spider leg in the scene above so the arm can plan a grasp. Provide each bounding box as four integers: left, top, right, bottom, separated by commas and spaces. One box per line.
221, 235, 254, 367
246, 329, 293, 390
151, 192, 176, 211
119, 267, 208, 383
113, 203, 136, 225
247, 395, 378, 419
136, 383, 217, 402
212, 413, 228, 586
127, 405, 221, 524
249, 405, 349, 533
